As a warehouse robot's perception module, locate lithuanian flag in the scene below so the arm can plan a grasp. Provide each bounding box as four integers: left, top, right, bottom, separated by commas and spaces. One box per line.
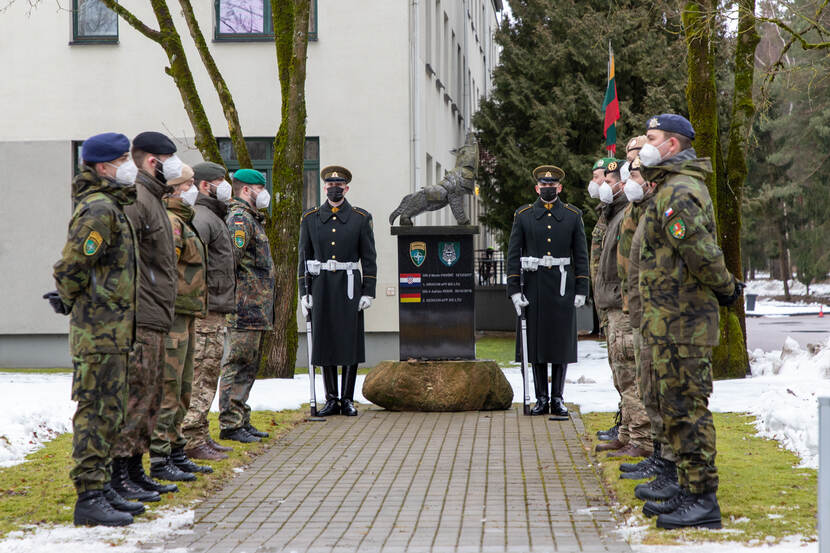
602, 43, 619, 154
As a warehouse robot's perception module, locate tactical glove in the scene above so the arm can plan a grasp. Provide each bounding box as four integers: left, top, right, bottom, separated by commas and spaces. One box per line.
43, 290, 70, 315
715, 278, 745, 307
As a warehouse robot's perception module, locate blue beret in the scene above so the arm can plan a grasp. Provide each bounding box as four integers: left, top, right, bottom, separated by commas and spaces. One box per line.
645, 114, 695, 140
132, 131, 177, 154
233, 168, 266, 185
81, 132, 130, 163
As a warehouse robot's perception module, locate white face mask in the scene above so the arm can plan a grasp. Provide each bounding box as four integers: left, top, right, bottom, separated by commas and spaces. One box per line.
111, 159, 138, 186
215, 180, 232, 202
623, 179, 644, 202
161, 155, 184, 181
180, 184, 198, 206
639, 140, 670, 167
619, 161, 631, 183
587, 180, 600, 199
255, 187, 271, 210
598, 182, 614, 204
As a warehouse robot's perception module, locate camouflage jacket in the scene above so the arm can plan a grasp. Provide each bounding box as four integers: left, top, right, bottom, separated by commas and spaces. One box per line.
226, 198, 276, 330
589, 203, 608, 284
165, 197, 207, 317
593, 193, 629, 312
639, 151, 735, 346
617, 189, 656, 314
53, 170, 138, 356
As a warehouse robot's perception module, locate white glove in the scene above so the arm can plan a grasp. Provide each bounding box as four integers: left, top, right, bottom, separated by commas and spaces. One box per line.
511, 293, 529, 316
574, 294, 586, 308
358, 296, 373, 311
300, 294, 313, 317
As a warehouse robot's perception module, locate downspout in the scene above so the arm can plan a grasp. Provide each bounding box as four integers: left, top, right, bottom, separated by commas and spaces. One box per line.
463, 0, 469, 132
410, 0, 422, 194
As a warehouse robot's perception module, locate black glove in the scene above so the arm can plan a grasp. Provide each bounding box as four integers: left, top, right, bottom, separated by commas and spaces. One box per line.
43, 291, 70, 315
714, 278, 745, 307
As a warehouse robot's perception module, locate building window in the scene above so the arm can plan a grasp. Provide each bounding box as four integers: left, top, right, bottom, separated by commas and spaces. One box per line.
217, 136, 320, 210
72, 141, 85, 176
72, 0, 118, 44
215, 0, 318, 42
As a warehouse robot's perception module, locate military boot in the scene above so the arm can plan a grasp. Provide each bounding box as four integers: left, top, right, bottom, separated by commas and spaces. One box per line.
621, 442, 660, 472
102, 483, 146, 515
219, 427, 260, 443
530, 363, 549, 415
127, 454, 178, 494
150, 457, 197, 482
317, 366, 341, 416
549, 364, 569, 420
244, 423, 269, 438
111, 458, 161, 502
340, 364, 359, 416
656, 491, 722, 529
208, 439, 233, 452
643, 487, 689, 518
597, 411, 621, 441
634, 461, 681, 501
171, 448, 213, 474
620, 453, 664, 480
74, 490, 133, 527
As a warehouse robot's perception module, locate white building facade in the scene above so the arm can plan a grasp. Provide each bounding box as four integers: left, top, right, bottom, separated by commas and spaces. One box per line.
0, 0, 502, 367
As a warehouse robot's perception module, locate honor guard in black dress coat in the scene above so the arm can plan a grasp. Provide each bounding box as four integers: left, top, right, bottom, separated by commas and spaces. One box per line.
507, 166, 590, 417
298, 166, 378, 417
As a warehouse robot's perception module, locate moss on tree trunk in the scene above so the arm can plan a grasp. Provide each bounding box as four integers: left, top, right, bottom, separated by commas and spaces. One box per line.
261, 0, 310, 378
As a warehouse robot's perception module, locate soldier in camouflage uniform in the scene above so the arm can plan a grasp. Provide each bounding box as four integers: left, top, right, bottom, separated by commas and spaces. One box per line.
182, 162, 236, 461
48, 133, 141, 526
149, 164, 212, 481
636, 114, 742, 529
219, 169, 276, 442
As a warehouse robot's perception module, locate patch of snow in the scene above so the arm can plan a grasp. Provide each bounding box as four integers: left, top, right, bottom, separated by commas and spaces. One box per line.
631, 535, 816, 552
0, 507, 193, 553
746, 299, 829, 316
744, 278, 830, 297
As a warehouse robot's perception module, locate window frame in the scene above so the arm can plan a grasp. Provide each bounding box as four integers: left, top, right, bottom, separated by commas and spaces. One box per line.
214, 0, 318, 42
71, 0, 119, 45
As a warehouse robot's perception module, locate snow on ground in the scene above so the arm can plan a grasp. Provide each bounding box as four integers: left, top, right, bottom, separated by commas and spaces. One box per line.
745, 278, 830, 297
746, 299, 829, 316
0, 507, 193, 553
630, 535, 816, 552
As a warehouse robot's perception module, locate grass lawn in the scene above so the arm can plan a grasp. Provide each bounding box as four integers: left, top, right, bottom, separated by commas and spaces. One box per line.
0, 410, 303, 538
581, 411, 817, 546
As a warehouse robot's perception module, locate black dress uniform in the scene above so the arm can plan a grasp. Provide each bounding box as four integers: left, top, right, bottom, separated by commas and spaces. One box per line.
507, 169, 590, 416
298, 172, 377, 417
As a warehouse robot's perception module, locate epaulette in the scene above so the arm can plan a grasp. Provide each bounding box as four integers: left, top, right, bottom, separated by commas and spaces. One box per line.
515, 204, 532, 217
301, 207, 319, 220
353, 207, 370, 217
564, 203, 581, 215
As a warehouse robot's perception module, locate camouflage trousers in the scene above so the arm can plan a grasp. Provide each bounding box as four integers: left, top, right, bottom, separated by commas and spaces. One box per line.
606, 309, 651, 450
633, 329, 676, 462
70, 352, 127, 493
651, 342, 718, 493
111, 327, 164, 458
219, 329, 264, 431
150, 314, 195, 460
182, 312, 227, 449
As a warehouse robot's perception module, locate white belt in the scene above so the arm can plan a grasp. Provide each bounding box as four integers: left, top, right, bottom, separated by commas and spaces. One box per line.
520, 256, 571, 296
306, 260, 361, 299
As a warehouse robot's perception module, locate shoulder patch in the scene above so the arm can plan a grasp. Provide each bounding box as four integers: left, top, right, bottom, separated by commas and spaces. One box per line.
83, 230, 103, 256
233, 229, 247, 249
669, 219, 687, 239
664, 207, 674, 218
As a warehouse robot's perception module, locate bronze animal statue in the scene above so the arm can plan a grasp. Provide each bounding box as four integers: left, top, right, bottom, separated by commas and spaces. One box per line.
389, 133, 479, 226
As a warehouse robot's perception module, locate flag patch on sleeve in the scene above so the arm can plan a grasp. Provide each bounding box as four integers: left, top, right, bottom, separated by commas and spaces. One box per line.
664, 207, 674, 218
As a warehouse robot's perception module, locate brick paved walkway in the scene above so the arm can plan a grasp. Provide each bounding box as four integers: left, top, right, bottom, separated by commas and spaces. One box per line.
166, 407, 630, 553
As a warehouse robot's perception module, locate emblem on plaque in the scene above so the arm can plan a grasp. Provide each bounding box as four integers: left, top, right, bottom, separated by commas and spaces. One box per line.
438, 241, 460, 267
409, 241, 426, 267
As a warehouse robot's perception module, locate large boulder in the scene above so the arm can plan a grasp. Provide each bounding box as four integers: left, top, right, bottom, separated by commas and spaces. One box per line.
362, 360, 513, 412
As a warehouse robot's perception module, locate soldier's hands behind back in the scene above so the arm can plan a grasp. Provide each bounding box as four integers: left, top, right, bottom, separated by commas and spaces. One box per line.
511, 293, 529, 316
574, 294, 586, 308
300, 294, 313, 317
43, 290, 70, 315
715, 277, 745, 307
358, 296, 372, 311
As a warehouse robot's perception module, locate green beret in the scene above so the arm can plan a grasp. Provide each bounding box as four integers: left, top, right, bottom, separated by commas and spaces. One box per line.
592, 157, 617, 171
233, 168, 266, 185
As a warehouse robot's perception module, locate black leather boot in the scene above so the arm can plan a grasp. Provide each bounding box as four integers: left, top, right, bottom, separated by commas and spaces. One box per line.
219, 427, 260, 443
643, 487, 688, 518
150, 457, 197, 482
126, 454, 178, 494
656, 491, 722, 529
530, 363, 549, 415
244, 423, 269, 438
340, 364, 358, 416
621, 441, 660, 472
111, 458, 161, 502
171, 448, 213, 474
74, 490, 133, 527
103, 483, 146, 515
597, 411, 621, 441
549, 364, 569, 420
634, 461, 681, 501
317, 366, 341, 416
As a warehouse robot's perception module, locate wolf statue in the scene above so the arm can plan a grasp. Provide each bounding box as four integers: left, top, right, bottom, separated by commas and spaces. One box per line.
389, 133, 479, 226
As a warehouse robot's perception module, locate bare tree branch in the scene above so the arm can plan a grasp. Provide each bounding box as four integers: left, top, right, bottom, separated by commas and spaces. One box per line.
98, 0, 162, 41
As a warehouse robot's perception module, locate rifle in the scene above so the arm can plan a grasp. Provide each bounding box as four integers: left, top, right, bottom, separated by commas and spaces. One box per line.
520, 262, 531, 416
303, 252, 323, 421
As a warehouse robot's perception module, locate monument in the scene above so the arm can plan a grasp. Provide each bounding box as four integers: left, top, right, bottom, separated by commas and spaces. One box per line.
362, 135, 513, 412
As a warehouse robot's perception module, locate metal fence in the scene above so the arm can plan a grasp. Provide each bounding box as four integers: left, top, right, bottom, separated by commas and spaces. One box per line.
475, 248, 506, 287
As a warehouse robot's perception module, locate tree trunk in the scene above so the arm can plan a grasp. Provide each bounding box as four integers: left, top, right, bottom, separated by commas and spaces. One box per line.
779, 230, 791, 300
177, 0, 252, 169
716, 0, 758, 378
262, 0, 311, 378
